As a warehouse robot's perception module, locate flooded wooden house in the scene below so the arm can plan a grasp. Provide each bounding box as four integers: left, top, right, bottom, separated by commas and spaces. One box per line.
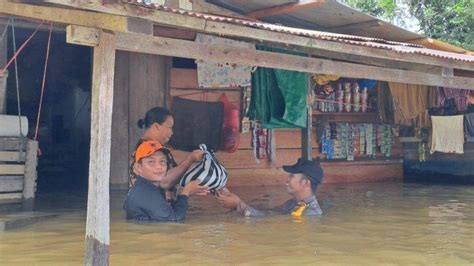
1, 0, 473, 264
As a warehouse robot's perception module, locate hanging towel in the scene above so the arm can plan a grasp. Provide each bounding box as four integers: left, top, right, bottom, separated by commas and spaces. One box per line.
195, 33, 255, 88
464, 113, 474, 142
430, 115, 464, 154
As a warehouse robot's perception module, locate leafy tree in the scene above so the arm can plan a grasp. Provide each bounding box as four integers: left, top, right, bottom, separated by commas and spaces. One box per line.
409, 0, 473, 50
343, 0, 399, 20
342, 0, 473, 50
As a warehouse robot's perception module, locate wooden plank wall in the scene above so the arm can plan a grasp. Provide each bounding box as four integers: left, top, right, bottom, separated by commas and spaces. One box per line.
109, 51, 168, 189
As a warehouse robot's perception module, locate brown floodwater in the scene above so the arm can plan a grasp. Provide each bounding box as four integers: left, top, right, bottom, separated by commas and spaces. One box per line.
0, 182, 473, 265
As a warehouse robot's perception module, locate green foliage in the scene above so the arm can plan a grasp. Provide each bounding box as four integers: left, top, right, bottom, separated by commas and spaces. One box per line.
343, 0, 473, 50
344, 0, 399, 20
409, 0, 473, 50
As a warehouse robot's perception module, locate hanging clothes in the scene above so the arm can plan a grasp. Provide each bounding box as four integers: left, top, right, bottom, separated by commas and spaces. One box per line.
249, 46, 308, 128
438, 87, 470, 113
389, 82, 429, 125
266, 129, 277, 164
376, 82, 394, 124
467, 104, 474, 114
430, 115, 464, 154
412, 87, 439, 128
195, 33, 255, 88
170, 97, 224, 152
464, 113, 474, 142
252, 126, 267, 161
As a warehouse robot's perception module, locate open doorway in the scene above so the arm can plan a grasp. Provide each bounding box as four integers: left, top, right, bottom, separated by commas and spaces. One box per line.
5, 26, 92, 193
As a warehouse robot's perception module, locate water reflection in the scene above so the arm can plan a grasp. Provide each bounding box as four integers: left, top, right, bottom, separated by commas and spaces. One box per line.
0, 182, 473, 265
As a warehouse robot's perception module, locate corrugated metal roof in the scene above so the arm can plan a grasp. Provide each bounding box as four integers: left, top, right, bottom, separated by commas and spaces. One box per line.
208, 0, 472, 55
125, 1, 474, 63
208, 0, 421, 41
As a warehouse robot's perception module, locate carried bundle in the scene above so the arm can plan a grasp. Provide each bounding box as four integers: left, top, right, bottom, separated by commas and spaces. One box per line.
180, 144, 228, 192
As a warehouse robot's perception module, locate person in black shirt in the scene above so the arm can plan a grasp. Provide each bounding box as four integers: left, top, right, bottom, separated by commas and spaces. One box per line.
125, 140, 208, 222
216, 158, 323, 218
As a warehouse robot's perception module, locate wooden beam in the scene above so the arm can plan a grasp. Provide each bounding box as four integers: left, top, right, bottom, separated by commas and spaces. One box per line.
127, 17, 153, 35
153, 25, 196, 40
67, 26, 474, 89
409, 37, 472, 55
0, 16, 65, 32
39, 0, 474, 71
277, 44, 446, 75
67, 25, 100, 47
246, 0, 325, 19
85, 30, 116, 266
455, 69, 474, 78
0, 1, 145, 34
203, 20, 474, 71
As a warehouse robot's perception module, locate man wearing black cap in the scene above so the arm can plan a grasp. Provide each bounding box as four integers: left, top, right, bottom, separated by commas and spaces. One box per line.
216, 158, 323, 217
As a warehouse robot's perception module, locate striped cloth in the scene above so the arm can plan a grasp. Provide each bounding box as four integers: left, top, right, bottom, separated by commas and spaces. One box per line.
180, 144, 228, 191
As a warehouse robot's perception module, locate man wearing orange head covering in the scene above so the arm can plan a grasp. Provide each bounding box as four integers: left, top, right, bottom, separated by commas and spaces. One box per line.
125, 140, 208, 222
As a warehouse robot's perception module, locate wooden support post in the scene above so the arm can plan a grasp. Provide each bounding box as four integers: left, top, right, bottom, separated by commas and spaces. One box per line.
0, 72, 7, 114
22, 139, 38, 210
301, 76, 312, 160
85, 30, 116, 266
301, 107, 312, 160
0, 22, 7, 114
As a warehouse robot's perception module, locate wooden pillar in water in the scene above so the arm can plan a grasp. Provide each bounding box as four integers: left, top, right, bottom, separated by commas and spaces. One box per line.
301, 75, 312, 160
0, 22, 7, 114
85, 30, 116, 266
22, 139, 38, 211
301, 107, 312, 160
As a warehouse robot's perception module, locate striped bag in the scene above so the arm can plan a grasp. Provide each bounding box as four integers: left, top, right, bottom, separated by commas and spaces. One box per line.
180, 144, 229, 191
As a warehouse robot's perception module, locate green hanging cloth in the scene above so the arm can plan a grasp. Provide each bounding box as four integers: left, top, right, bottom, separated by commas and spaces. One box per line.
249, 46, 309, 128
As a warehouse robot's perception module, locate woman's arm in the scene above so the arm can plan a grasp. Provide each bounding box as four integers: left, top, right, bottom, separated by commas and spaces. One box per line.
159, 150, 204, 189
